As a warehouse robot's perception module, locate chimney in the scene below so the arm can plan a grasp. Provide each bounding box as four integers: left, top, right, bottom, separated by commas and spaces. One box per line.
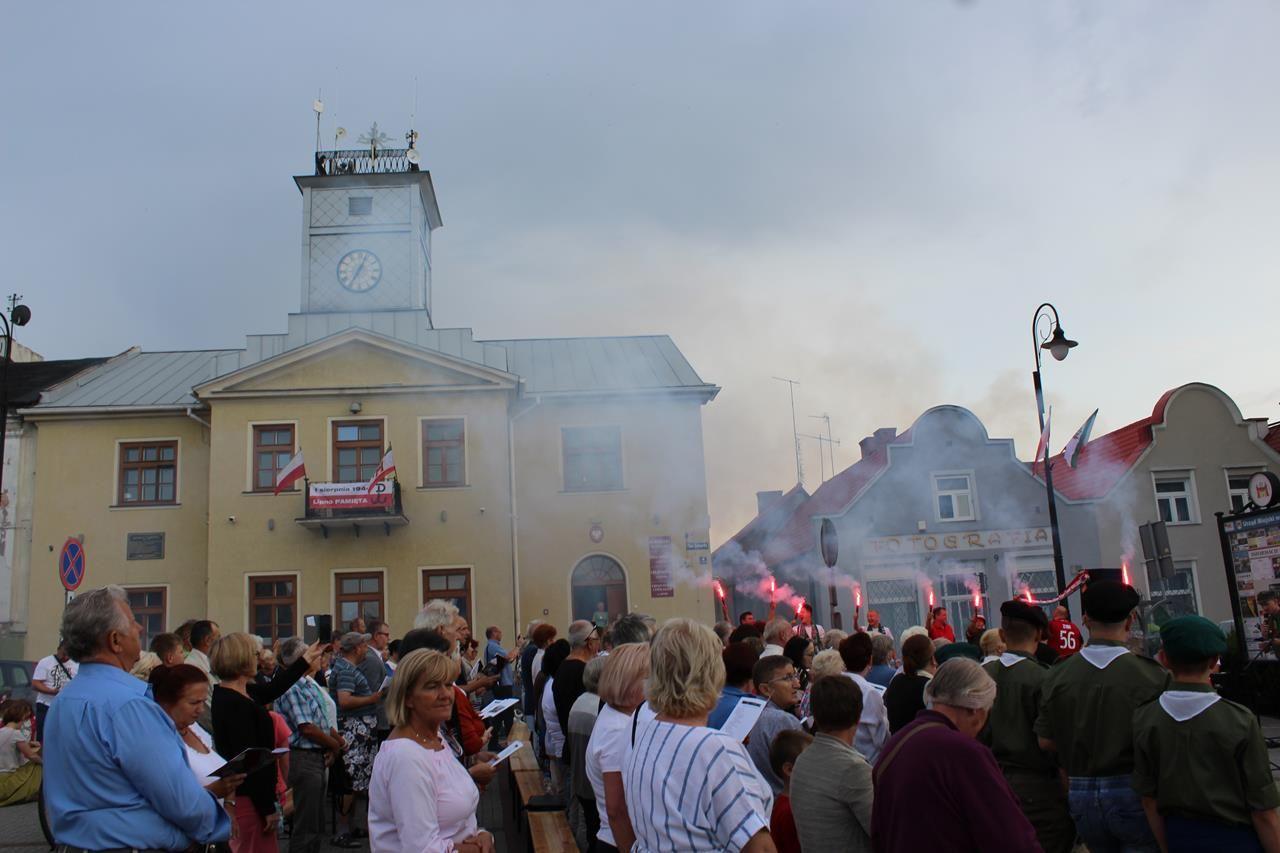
859, 427, 898, 459
756, 490, 784, 515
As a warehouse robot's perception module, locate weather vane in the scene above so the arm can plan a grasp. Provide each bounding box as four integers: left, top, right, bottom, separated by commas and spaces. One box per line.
358, 123, 392, 158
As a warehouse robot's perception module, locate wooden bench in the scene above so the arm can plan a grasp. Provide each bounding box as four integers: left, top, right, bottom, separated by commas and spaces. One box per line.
528, 811, 576, 853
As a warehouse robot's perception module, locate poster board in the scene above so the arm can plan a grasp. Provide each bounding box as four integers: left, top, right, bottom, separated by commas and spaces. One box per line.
1219, 508, 1280, 662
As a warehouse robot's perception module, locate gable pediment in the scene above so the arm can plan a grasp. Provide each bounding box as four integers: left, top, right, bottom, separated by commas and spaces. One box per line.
195, 329, 517, 399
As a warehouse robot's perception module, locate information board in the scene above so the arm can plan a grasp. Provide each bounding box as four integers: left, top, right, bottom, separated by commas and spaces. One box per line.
649, 536, 674, 598
1220, 508, 1280, 660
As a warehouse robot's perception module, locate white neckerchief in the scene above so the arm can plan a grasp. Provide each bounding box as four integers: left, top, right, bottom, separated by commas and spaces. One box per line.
998, 652, 1030, 668
1079, 645, 1129, 670
1159, 691, 1221, 722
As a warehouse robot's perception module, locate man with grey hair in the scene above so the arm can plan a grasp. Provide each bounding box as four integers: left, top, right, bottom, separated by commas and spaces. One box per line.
867, 633, 897, 688
565, 655, 608, 846
762, 618, 792, 657
870, 659, 1038, 853
44, 586, 238, 850
553, 620, 599, 736
413, 598, 460, 639
610, 612, 654, 647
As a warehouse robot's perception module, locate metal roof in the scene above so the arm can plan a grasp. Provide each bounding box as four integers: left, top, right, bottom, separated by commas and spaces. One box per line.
8, 358, 109, 407
33, 348, 239, 410
29, 333, 717, 412
483, 335, 717, 396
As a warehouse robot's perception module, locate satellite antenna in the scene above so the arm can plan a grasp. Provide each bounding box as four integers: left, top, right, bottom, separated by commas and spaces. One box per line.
312, 93, 324, 154
335, 126, 347, 149
406, 147, 420, 165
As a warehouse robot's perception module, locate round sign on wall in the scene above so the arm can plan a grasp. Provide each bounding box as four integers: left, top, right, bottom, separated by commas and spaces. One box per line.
1249, 472, 1280, 509
59, 538, 86, 592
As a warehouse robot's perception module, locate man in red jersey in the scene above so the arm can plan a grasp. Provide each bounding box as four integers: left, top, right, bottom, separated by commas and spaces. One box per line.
1047, 605, 1083, 659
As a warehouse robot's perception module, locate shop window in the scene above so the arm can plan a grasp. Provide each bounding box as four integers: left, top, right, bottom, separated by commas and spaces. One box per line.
336, 571, 384, 630
865, 577, 920, 640
940, 568, 988, 631
249, 575, 296, 643
422, 569, 471, 627
1154, 471, 1198, 525
253, 425, 296, 491
932, 472, 975, 522
334, 421, 383, 483
422, 419, 466, 487
562, 426, 623, 492
126, 587, 166, 648
119, 441, 177, 505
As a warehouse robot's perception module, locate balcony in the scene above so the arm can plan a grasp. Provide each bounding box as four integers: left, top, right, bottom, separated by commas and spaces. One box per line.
315, 147, 419, 176
296, 480, 408, 537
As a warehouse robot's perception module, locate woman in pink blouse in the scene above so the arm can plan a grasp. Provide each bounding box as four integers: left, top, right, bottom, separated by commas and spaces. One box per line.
368, 650, 492, 853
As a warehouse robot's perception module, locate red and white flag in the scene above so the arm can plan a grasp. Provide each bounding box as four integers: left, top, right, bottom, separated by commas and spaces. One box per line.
1035, 406, 1052, 465
274, 449, 306, 495
366, 447, 396, 493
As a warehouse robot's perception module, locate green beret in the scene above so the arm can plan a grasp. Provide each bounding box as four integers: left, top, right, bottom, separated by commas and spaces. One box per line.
1000, 599, 1049, 631
1160, 615, 1226, 663
935, 642, 982, 664
1081, 579, 1140, 623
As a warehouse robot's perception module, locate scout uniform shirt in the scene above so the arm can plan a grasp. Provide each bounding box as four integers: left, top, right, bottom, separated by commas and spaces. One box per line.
1034, 639, 1170, 777
1132, 681, 1280, 826
982, 650, 1056, 774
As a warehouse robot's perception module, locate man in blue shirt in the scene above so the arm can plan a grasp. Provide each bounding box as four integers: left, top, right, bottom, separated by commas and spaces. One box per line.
45, 586, 236, 851
708, 641, 757, 729
483, 625, 518, 748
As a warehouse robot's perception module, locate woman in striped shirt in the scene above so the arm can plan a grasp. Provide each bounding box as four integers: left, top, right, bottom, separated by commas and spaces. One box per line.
623, 619, 776, 853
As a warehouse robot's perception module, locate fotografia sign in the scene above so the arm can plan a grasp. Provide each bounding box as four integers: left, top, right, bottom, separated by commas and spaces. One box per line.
863, 527, 1051, 557
308, 481, 393, 510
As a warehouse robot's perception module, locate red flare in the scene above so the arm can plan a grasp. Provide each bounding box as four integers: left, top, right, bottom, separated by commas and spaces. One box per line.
713, 580, 726, 600
854, 586, 862, 608
973, 590, 981, 611
928, 587, 935, 608
1122, 560, 1131, 587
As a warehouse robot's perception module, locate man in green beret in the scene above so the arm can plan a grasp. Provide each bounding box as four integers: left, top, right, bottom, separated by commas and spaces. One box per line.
934, 642, 982, 665
981, 600, 1075, 853
1035, 579, 1170, 852
1132, 615, 1280, 851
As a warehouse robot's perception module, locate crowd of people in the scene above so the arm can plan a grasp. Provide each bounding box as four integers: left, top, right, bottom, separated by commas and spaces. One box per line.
13, 578, 1280, 853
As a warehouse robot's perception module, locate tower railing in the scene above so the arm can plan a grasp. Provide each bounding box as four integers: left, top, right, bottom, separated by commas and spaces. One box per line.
314, 148, 419, 176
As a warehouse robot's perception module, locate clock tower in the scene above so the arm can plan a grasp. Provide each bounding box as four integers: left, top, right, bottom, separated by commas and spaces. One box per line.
294, 143, 442, 324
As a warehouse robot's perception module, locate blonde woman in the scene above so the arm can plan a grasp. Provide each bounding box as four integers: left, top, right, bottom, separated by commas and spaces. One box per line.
623, 619, 776, 852
368, 650, 493, 853
586, 644, 650, 853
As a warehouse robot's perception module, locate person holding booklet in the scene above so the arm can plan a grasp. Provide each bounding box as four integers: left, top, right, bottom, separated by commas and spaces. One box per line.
368, 649, 494, 853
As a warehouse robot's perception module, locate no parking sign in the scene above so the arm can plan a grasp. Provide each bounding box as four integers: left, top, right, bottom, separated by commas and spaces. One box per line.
59, 538, 86, 592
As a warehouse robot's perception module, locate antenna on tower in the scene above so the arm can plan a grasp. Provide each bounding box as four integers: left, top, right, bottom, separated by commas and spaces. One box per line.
312, 91, 324, 154
772, 377, 804, 486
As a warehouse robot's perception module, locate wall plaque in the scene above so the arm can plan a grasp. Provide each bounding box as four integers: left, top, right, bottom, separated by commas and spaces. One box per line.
126, 532, 165, 561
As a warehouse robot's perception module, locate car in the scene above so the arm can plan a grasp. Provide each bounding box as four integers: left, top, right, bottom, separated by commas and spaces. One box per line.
0, 659, 36, 704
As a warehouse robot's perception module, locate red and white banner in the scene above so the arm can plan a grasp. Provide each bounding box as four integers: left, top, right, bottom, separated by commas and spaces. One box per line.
308, 481, 393, 510
274, 450, 306, 496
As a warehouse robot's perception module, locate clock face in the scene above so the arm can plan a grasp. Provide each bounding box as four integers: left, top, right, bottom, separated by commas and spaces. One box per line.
336, 250, 382, 292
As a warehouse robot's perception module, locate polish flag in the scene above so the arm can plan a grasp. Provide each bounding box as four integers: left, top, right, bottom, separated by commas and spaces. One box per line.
274, 450, 306, 495
366, 447, 396, 493
1035, 406, 1052, 465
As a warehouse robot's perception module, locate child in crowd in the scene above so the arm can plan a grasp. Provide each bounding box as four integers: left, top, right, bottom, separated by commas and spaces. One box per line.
769, 728, 813, 853
1133, 615, 1280, 851
0, 699, 42, 806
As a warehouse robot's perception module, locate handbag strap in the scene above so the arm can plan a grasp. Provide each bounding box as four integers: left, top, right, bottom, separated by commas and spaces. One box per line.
872, 722, 945, 784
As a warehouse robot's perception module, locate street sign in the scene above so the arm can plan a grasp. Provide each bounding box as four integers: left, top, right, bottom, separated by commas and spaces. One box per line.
58, 538, 86, 591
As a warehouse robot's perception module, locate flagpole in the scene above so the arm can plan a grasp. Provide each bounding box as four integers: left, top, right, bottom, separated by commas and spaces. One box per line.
1031, 303, 1076, 618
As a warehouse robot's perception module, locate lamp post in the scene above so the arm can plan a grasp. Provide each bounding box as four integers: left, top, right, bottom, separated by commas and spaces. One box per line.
0, 297, 33, 502
1031, 303, 1077, 616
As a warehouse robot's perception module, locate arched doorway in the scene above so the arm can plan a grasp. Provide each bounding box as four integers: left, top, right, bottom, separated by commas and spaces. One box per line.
571, 554, 628, 627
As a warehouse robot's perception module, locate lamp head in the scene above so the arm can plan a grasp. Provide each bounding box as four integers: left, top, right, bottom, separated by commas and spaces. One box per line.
1042, 326, 1077, 361
10, 304, 31, 327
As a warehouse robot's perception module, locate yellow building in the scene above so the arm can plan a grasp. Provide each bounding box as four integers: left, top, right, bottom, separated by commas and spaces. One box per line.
20, 146, 717, 656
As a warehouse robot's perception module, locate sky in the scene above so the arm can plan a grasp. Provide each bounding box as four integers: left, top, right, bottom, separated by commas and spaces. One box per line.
4, 2, 1279, 543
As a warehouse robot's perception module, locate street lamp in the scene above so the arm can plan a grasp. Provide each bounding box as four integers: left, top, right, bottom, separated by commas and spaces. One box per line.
1031, 303, 1075, 616
0, 298, 32, 501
